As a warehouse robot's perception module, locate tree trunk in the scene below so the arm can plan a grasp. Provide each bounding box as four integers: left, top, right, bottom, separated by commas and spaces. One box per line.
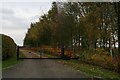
118, 2, 120, 55
118, 1, 120, 73
78, 35, 81, 47
103, 38, 106, 49
61, 45, 65, 58
114, 2, 120, 54
114, 2, 120, 73
113, 36, 116, 49
94, 39, 97, 49
109, 38, 112, 57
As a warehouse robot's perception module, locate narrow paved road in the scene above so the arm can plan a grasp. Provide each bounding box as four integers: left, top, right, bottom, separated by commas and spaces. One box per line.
3, 59, 89, 78
3, 50, 90, 78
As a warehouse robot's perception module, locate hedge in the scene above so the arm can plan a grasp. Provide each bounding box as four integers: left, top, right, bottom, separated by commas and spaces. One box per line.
2, 34, 17, 60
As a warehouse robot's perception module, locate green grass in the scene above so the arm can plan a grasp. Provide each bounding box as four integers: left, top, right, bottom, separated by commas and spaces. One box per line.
37, 51, 59, 58
44, 53, 120, 80
60, 60, 120, 80
2, 51, 25, 69
44, 53, 59, 58
19, 51, 26, 58
0, 61, 2, 70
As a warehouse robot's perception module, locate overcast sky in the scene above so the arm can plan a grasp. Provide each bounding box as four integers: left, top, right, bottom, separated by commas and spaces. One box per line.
0, 1, 52, 46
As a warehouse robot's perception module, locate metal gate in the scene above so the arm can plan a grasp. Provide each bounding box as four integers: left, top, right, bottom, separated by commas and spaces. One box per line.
17, 46, 79, 60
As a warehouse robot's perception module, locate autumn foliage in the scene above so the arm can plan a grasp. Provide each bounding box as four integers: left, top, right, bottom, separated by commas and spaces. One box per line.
23, 2, 120, 73
78, 48, 120, 72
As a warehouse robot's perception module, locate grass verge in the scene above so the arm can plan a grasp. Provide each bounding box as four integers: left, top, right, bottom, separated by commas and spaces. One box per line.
2, 51, 25, 69
60, 60, 120, 80
44, 53, 120, 80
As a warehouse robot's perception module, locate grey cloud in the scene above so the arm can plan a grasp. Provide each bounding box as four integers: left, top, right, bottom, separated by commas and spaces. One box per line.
0, 8, 14, 15
67, 0, 119, 2
3, 29, 26, 46
30, 15, 40, 22
2, 9, 29, 30
1, 2, 52, 45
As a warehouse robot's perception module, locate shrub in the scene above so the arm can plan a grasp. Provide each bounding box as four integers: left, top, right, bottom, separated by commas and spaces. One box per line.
78, 48, 119, 73
2, 34, 16, 60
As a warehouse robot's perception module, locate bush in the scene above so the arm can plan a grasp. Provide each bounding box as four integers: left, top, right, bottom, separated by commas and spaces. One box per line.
2, 34, 16, 60
78, 48, 119, 73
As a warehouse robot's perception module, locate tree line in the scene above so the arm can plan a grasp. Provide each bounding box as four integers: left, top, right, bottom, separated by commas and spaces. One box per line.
24, 2, 120, 57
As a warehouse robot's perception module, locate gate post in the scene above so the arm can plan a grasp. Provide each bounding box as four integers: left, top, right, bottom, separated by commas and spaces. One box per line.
17, 46, 19, 60
61, 46, 64, 59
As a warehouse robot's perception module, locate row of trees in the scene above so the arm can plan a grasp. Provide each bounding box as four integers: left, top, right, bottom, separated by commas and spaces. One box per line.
24, 2, 120, 57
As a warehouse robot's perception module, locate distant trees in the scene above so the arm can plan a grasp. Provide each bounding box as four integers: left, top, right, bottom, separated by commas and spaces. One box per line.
114, 1, 120, 73
114, 2, 120, 55
2, 34, 16, 60
24, 2, 119, 56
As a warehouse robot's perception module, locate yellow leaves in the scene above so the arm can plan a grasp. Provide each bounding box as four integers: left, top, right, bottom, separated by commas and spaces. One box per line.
84, 50, 119, 72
